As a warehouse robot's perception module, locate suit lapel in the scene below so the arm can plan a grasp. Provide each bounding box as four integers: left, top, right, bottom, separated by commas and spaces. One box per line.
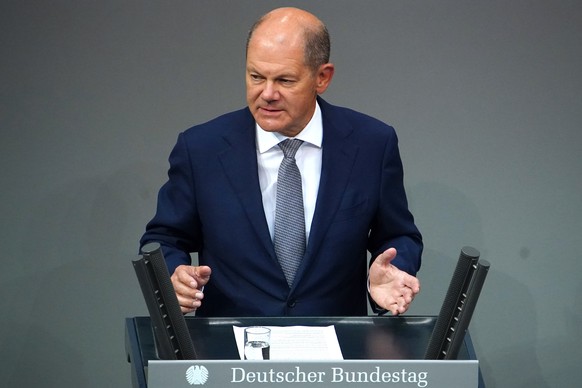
217, 113, 276, 259
294, 101, 360, 285
216, 103, 360, 288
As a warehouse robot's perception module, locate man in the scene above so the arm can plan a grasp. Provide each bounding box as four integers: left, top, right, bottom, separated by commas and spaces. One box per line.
140, 7, 422, 317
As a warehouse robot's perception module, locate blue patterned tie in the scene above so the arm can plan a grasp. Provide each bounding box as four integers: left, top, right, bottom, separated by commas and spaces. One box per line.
274, 139, 305, 287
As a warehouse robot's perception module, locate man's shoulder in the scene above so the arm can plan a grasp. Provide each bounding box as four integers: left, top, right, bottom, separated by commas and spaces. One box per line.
175, 107, 255, 152
184, 107, 254, 134
319, 98, 395, 134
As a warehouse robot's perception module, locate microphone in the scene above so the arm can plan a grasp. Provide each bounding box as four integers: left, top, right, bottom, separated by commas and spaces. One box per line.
133, 242, 197, 359
425, 246, 490, 359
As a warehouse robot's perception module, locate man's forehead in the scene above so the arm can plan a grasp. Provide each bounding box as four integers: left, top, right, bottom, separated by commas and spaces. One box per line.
250, 22, 304, 50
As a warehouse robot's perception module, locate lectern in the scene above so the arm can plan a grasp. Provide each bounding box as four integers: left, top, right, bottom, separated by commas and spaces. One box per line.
127, 245, 487, 387
125, 315, 485, 387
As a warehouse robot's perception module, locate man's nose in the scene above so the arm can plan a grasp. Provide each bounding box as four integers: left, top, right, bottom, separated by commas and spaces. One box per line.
261, 81, 279, 101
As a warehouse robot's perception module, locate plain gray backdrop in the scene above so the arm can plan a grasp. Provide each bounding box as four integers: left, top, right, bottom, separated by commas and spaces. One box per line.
1, 1, 581, 387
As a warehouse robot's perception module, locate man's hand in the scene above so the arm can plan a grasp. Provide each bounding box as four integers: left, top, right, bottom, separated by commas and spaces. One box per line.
369, 248, 420, 315
170, 265, 212, 314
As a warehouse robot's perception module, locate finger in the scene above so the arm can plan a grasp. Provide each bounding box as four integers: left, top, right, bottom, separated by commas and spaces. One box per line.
172, 266, 197, 288
396, 283, 418, 309
390, 299, 407, 316
400, 287, 414, 304
176, 290, 203, 310
181, 265, 212, 290
174, 265, 211, 291
180, 306, 196, 314
403, 275, 420, 294
171, 273, 198, 297
194, 267, 212, 291
374, 248, 398, 268
389, 287, 415, 313
389, 302, 402, 316
394, 269, 419, 293
176, 294, 197, 314
171, 282, 202, 309
195, 265, 212, 283
174, 281, 200, 299
182, 269, 202, 289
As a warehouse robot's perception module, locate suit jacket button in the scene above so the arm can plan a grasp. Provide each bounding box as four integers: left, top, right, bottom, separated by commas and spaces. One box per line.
287, 299, 297, 308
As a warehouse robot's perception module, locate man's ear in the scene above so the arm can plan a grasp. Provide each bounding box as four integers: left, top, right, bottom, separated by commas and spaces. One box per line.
315, 63, 335, 94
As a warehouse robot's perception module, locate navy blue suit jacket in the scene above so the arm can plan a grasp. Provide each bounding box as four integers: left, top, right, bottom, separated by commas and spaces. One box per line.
141, 98, 422, 317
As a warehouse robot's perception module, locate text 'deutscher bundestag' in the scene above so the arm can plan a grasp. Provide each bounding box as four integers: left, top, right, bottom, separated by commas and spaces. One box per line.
148, 360, 478, 388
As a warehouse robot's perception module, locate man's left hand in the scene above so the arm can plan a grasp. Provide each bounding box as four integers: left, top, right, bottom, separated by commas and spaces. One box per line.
369, 248, 420, 315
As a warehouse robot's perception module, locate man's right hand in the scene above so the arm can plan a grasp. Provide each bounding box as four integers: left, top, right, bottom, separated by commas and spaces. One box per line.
170, 265, 212, 314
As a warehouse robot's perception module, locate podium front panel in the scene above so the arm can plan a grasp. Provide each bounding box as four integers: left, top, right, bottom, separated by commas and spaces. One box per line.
148, 359, 478, 388
125, 316, 484, 388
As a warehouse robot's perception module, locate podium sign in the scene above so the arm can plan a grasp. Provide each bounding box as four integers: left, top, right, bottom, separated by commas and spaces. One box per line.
126, 316, 485, 388
148, 359, 478, 388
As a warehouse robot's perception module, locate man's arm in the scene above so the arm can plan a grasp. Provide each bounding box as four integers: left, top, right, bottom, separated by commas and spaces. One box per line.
140, 132, 208, 312
140, 132, 203, 272
367, 125, 423, 314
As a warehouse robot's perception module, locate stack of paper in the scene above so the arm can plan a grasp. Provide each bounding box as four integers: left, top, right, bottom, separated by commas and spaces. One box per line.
233, 326, 344, 360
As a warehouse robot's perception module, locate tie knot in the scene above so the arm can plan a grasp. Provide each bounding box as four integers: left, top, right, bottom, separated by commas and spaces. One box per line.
279, 139, 303, 159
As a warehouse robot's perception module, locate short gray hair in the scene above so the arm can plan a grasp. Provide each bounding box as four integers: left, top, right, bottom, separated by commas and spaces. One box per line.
245, 15, 331, 73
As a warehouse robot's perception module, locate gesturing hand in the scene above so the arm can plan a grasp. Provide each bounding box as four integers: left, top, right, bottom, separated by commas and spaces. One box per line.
369, 248, 420, 315
170, 265, 212, 314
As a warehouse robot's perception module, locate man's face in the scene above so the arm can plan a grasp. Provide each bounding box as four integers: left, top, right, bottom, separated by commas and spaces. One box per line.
246, 35, 319, 138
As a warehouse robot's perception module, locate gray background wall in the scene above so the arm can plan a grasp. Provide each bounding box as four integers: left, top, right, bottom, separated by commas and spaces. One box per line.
1, 1, 580, 387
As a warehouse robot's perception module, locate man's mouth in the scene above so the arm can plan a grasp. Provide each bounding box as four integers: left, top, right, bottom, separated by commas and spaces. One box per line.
259, 106, 283, 115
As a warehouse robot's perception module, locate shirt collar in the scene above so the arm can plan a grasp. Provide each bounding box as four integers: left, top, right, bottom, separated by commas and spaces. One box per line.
256, 101, 323, 154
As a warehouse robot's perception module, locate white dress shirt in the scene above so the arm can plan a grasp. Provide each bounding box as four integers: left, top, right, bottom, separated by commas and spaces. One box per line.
256, 102, 323, 244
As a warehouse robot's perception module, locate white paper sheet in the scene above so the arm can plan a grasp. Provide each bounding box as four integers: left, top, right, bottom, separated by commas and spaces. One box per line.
233, 325, 344, 360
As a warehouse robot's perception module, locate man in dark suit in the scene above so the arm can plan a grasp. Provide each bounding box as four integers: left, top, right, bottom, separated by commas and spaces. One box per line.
140, 7, 423, 317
